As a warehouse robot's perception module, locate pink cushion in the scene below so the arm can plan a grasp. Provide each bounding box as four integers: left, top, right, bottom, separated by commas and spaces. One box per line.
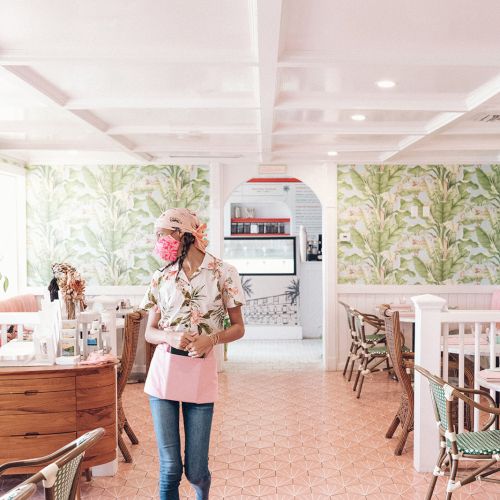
0, 294, 39, 313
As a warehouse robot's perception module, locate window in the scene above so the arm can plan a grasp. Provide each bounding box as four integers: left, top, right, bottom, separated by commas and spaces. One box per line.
0, 165, 25, 297
223, 237, 296, 275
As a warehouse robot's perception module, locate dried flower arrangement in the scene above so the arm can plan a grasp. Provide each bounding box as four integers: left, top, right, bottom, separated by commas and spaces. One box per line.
51, 263, 87, 319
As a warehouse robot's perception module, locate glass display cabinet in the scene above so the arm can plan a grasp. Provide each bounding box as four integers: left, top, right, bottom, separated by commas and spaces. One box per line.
223, 237, 296, 275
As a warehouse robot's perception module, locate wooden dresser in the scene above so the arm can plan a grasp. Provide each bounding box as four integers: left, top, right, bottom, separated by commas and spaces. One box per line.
0, 363, 117, 473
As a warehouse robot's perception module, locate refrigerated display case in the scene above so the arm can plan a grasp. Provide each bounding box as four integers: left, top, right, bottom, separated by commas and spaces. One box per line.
223, 237, 296, 275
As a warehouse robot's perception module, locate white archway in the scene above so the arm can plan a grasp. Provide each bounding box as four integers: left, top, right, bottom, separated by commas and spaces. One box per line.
210, 163, 338, 371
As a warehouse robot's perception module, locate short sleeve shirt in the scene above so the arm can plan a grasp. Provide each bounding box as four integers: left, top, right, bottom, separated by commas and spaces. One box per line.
140, 252, 245, 335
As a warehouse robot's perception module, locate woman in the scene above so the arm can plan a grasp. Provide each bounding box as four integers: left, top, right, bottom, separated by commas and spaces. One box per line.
140, 208, 245, 500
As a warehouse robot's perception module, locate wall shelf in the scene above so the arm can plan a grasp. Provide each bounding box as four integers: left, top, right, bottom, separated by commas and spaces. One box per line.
231, 218, 290, 223
230, 233, 290, 237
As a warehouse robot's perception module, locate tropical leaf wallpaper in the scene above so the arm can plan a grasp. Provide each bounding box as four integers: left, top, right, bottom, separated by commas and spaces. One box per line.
338, 165, 500, 285
26, 164, 209, 286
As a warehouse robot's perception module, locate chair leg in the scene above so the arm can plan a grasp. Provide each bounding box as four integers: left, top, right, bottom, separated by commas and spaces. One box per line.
353, 356, 365, 392
347, 347, 359, 381
343, 344, 354, 377
393, 416, 412, 456
446, 454, 459, 500
118, 433, 133, 463
385, 414, 400, 439
425, 444, 447, 500
356, 369, 366, 399
124, 419, 139, 445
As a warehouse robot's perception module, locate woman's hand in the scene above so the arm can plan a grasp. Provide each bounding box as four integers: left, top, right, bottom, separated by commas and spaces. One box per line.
187, 335, 214, 358
167, 330, 198, 350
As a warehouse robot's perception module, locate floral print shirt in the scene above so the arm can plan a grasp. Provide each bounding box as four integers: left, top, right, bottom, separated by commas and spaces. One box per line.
140, 253, 245, 335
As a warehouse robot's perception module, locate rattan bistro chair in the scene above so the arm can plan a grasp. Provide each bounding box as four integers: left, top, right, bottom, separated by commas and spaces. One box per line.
416, 366, 500, 499
383, 309, 416, 455
383, 309, 474, 456
352, 311, 403, 399
0, 484, 37, 500
117, 310, 146, 463
0, 428, 105, 500
339, 301, 386, 382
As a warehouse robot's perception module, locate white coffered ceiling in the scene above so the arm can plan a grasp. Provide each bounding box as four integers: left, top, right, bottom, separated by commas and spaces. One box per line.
1, 0, 500, 165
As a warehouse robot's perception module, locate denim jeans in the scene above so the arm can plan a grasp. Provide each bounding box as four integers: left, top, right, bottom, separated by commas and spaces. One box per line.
149, 396, 214, 500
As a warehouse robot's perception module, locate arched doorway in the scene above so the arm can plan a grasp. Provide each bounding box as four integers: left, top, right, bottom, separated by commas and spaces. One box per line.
221, 175, 324, 368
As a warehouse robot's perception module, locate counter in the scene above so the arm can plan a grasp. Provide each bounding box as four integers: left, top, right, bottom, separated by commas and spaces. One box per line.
0, 363, 117, 473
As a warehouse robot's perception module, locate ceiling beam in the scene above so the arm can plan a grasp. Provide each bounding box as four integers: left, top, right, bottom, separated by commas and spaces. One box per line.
278, 50, 500, 68
0, 65, 154, 162
106, 125, 260, 136
0, 140, 115, 150
380, 75, 500, 161
0, 50, 257, 66
276, 93, 468, 112
64, 97, 259, 110
273, 123, 427, 135
255, 0, 283, 161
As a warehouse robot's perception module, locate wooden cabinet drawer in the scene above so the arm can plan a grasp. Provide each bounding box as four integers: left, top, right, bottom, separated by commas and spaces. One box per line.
76, 366, 115, 389
0, 432, 76, 461
77, 403, 116, 431
0, 376, 75, 394
78, 424, 116, 463
0, 390, 76, 415
76, 385, 115, 411
0, 412, 76, 436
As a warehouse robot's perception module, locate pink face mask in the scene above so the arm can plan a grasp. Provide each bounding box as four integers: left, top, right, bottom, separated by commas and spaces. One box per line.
155, 235, 181, 261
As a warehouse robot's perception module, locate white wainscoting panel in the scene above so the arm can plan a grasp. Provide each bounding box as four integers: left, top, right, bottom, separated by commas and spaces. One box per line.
336, 285, 498, 371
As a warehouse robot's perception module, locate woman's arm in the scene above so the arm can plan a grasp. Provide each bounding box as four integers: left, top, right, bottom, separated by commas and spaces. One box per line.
144, 309, 166, 345
144, 309, 196, 348
217, 306, 245, 344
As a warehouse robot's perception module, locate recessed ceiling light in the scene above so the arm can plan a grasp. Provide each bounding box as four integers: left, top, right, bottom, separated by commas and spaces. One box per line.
327, 151, 338, 156
68, 150, 78, 155
376, 80, 396, 89
351, 114, 366, 121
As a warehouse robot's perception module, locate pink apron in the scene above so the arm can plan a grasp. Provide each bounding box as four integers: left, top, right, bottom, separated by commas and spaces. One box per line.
144, 343, 218, 403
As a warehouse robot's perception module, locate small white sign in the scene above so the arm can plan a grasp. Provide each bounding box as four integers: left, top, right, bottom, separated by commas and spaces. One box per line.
258, 164, 287, 175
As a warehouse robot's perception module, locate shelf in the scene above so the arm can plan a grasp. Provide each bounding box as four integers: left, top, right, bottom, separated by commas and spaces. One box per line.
230, 233, 291, 237
231, 218, 290, 223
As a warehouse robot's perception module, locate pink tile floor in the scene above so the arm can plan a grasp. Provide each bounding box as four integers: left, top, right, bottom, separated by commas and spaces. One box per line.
1, 365, 500, 499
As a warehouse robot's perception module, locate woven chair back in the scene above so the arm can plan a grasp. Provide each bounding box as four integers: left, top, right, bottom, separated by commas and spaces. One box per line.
415, 366, 453, 431
338, 301, 356, 339
353, 313, 367, 344
384, 310, 413, 399
117, 310, 146, 397
21, 428, 105, 500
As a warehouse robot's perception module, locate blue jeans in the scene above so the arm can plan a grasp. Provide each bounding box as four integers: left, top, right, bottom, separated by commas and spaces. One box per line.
149, 396, 214, 500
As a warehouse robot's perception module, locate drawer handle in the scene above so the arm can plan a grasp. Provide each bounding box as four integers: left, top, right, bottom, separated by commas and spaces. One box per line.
24, 432, 39, 437
23, 390, 39, 396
